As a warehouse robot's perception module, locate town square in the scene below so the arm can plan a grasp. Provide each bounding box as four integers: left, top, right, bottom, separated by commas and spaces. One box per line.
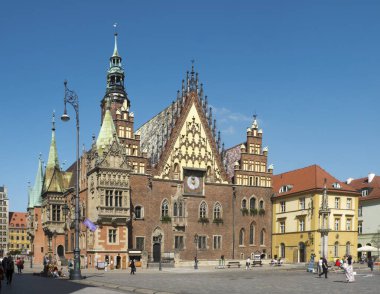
0, 0, 379, 293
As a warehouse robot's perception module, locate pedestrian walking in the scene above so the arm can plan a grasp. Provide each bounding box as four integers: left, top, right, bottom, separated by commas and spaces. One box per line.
130, 259, 136, 275
368, 257, 374, 272
318, 256, 328, 278
317, 258, 323, 275
344, 255, 355, 283
246, 257, 251, 270
5, 255, 15, 285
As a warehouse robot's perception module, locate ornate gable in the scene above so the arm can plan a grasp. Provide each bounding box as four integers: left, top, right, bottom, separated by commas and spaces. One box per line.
156, 93, 228, 183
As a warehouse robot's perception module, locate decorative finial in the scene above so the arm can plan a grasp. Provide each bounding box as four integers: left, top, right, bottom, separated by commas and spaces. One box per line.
191, 59, 195, 74
252, 113, 258, 129
52, 110, 56, 130
112, 23, 119, 56
39, 152, 42, 160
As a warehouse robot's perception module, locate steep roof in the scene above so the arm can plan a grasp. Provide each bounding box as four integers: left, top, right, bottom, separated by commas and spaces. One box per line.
28, 157, 44, 208
273, 164, 358, 197
224, 143, 242, 179
136, 67, 224, 171
348, 175, 380, 202
136, 100, 180, 166
9, 212, 28, 228
96, 107, 119, 155
43, 119, 65, 193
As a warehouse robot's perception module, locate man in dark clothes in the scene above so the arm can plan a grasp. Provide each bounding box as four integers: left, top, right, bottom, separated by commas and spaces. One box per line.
318, 256, 328, 278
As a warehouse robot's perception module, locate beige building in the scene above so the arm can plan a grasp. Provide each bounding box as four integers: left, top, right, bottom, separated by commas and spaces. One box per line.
8, 212, 30, 254
272, 165, 360, 263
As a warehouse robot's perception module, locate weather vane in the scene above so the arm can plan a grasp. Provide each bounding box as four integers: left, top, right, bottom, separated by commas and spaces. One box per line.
113, 23, 118, 34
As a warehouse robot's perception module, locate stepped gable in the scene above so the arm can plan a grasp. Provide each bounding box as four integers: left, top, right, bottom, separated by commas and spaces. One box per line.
349, 176, 380, 202
273, 164, 357, 197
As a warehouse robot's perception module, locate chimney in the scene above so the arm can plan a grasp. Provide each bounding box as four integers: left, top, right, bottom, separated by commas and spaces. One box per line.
368, 173, 375, 183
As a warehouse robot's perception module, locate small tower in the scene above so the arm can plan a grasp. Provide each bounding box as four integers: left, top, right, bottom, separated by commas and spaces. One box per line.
233, 114, 271, 188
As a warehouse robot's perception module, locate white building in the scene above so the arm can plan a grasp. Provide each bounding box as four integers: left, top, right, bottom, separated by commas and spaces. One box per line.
348, 174, 380, 260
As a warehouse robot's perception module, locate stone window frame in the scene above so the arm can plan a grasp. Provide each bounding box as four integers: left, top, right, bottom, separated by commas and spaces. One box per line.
174, 235, 185, 250
239, 228, 245, 246
249, 222, 256, 245
108, 228, 118, 245
134, 205, 144, 220
199, 201, 208, 219
260, 229, 265, 246
161, 199, 169, 217
249, 196, 257, 210
241, 198, 247, 209
135, 236, 145, 250
213, 235, 222, 250
213, 202, 222, 220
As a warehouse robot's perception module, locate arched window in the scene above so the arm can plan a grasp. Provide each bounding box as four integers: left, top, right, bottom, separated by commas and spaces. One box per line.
249, 222, 255, 244
213, 202, 222, 219
346, 242, 351, 255
178, 202, 183, 217
199, 201, 207, 218
239, 228, 245, 246
173, 202, 178, 217
280, 243, 285, 258
334, 242, 339, 257
250, 197, 256, 209
242, 199, 247, 209
260, 229, 265, 245
161, 200, 169, 217
135, 206, 143, 219
259, 200, 264, 209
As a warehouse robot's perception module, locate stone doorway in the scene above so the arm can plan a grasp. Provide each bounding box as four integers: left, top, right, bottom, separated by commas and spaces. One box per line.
153, 243, 160, 262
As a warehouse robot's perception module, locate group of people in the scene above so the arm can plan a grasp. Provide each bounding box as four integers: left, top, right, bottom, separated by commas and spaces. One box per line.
43, 255, 66, 278
318, 255, 355, 282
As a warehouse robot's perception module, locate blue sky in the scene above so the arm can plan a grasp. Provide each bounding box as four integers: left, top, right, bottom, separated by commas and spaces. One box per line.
1, 0, 379, 212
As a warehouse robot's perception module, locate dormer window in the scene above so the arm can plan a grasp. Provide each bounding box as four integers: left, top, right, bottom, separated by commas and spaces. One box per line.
332, 182, 341, 189
279, 185, 293, 193
361, 189, 369, 197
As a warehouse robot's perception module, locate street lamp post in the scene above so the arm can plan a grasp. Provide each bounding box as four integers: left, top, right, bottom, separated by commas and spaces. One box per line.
158, 234, 162, 271
194, 234, 199, 270
61, 80, 82, 280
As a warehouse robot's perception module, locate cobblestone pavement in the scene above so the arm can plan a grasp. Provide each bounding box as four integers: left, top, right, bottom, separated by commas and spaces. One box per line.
23, 265, 380, 294
77, 266, 380, 294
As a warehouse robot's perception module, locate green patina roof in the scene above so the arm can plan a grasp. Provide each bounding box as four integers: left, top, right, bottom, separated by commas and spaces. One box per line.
96, 107, 119, 155
28, 157, 44, 208
43, 122, 65, 193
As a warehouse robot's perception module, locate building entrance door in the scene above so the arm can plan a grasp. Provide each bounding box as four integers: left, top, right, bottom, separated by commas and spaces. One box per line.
57, 245, 64, 258
153, 243, 160, 262
299, 242, 306, 262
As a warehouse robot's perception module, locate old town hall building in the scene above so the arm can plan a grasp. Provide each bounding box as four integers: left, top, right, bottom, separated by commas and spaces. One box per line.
27, 32, 273, 268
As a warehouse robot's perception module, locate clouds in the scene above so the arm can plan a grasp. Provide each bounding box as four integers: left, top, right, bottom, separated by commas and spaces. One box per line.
211, 105, 252, 123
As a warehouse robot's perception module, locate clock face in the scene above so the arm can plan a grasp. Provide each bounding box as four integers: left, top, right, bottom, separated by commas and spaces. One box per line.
187, 176, 200, 190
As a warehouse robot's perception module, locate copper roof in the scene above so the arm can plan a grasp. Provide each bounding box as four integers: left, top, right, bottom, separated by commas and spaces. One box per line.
273, 164, 358, 197
348, 175, 380, 202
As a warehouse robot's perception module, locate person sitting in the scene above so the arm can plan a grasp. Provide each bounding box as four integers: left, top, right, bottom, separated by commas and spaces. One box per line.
52, 266, 59, 278
335, 258, 341, 268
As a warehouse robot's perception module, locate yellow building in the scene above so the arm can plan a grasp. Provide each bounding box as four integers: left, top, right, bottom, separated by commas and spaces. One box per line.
272, 165, 360, 263
8, 212, 30, 254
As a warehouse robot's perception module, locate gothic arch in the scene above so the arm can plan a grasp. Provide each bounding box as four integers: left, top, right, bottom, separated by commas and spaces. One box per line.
199, 201, 208, 218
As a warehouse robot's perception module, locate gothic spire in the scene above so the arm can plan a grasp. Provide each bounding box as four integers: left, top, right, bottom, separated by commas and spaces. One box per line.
46, 112, 59, 170
29, 154, 44, 208
112, 23, 119, 57
96, 98, 119, 154
43, 112, 65, 193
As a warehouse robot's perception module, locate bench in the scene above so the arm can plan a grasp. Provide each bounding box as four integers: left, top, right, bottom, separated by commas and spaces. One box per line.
227, 261, 241, 268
